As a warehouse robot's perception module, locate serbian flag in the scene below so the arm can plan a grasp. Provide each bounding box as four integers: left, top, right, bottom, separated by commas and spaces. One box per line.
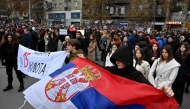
23, 58, 178, 109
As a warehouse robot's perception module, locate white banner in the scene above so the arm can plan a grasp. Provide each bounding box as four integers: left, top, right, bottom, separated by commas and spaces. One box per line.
59, 29, 67, 35
17, 45, 68, 79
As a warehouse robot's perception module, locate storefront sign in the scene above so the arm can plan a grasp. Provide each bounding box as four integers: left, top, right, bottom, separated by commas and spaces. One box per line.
166, 21, 181, 25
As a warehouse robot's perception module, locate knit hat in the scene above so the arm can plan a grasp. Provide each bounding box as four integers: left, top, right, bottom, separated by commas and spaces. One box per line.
65, 36, 70, 40
16, 28, 23, 35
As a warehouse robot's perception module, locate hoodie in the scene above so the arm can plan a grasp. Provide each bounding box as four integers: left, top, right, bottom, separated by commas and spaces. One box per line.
105, 46, 150, 84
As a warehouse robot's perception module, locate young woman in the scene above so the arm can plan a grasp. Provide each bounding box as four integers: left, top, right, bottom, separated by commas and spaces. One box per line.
133, 43, 140, 58
146, 43, 160, 67
87, 34, 98, 62
148, 45, 180, 89
1, 33, 24, 92
173, 42, 190, 105
105, 44, 118, 67
47, 32, 58, 52
133, 48, 150, 79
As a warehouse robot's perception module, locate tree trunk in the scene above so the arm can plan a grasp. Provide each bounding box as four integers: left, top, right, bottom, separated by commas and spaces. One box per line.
162, 0, 170, 31
181, 0, 189, 32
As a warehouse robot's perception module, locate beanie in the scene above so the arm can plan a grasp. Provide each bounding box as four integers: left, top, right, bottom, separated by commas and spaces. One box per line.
65, 36, 70, 40
16, 28, 24, 35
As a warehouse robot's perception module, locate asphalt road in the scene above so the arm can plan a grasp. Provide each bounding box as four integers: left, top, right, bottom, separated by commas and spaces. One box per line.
0, 41, 189, 109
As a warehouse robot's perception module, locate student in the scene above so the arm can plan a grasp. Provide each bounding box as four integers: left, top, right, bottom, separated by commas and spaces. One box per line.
78, 46, 174, 97
148, 45, 180, 89
173, 42, 190, 105
133, 48, 150, 79
65, 39, 85, 64
105, 44, 118, 67
1, 33, 24, 92
47, 32, 58, 52
146, 43, 160, 67
87, 34, 98, 62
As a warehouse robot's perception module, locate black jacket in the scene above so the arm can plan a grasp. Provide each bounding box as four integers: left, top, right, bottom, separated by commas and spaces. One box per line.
174, 53, 190, 83
1, 42, 19, 67
77, 38, 88, 55
17, 35, 27, 47
106, 46, 150, 85
37, 39, 45, 52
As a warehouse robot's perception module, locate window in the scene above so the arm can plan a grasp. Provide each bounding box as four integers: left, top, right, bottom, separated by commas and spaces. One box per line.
120, 6, 125, 14
109, 7, 114, 14
59, 3, 63, 8
115, 7, 119, 15
74, 2, 78, 7
54, 4, 57, 8
157, 5, 162, 15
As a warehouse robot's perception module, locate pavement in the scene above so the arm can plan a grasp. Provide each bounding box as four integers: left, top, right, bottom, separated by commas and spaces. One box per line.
0, 41, 189, 109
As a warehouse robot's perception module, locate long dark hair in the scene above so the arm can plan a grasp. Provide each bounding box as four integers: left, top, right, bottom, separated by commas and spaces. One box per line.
49, 32, 57, 44
159, 45, 173, 65
135, 48, 145, 66
151, 43, 160, 57
108, 44, 118, 56
176, 42, 189, 59
1, 33, 18, 46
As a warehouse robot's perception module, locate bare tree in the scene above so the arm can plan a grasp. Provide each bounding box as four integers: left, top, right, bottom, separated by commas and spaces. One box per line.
181, 0, 189, 32
82, 0, 111, 26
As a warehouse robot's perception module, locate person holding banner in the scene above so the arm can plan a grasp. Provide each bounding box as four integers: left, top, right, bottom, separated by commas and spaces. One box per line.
1, 33, 24, 92
65, 39, 85, 64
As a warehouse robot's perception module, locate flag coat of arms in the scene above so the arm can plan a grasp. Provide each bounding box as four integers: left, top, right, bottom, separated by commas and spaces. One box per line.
24, 58, 178, 109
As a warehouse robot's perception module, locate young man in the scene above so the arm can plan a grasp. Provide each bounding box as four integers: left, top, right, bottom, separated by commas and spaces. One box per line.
76, 31, 88, 55
65, 39, 85, 64
24, 28, 34, 49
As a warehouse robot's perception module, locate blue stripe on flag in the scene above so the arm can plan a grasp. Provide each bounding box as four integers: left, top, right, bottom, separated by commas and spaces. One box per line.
49, 62, 76, 78
70, 87, 146, 109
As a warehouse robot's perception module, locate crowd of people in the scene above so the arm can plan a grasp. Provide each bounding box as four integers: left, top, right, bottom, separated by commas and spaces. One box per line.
0, 23, 190, 106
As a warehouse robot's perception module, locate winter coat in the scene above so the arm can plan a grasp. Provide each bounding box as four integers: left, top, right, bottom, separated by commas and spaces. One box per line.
37, 39, 45, 52
47, 41, 58, 52
156, 37, 167, 50
77, 38, 88, 55
44, 33, 49, 45
105, 46, 150, 85
1, 42, 19, 68
25, 32, 34, 49
146, 50, 160, 67
87, 40, 98, 62
166, 41, 180, 56
174, 53, 190, 83
148, 58, 180, 89
100, 35, 107, 50
105, 51, 114, 67
67, 49, 85, 62
17, 35, 27, 47
133, 59, 150, 79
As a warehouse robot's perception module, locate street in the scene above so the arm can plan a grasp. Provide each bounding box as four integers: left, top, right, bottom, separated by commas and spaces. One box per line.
0, 41, 189, 109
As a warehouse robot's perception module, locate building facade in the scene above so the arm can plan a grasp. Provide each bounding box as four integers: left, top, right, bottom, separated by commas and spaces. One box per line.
82, 0, 167, 31
166, 1, 190, 31
45, 0, 82, 26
